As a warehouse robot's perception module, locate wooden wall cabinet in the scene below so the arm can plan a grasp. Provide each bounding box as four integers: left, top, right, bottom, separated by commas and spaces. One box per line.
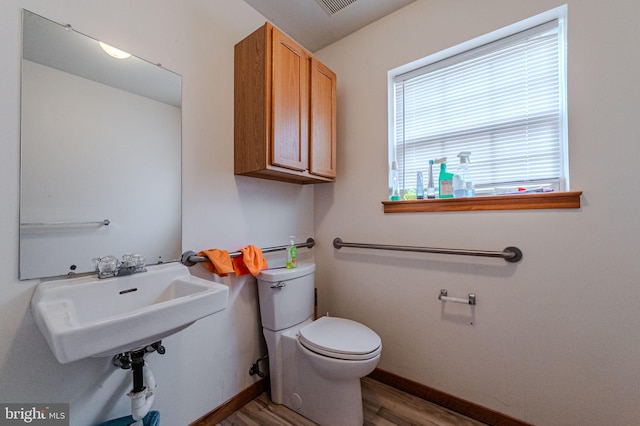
234, 23, 337, 184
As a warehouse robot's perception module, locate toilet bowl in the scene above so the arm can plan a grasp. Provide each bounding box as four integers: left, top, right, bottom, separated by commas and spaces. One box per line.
257, 263, 381, 426
299, 316, 382, 378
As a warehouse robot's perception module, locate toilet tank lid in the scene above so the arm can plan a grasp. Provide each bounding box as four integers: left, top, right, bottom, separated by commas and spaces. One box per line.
256, 263, 315, 282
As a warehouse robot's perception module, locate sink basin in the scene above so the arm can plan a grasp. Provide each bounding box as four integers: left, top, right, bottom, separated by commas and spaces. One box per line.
31, 262, 228, 363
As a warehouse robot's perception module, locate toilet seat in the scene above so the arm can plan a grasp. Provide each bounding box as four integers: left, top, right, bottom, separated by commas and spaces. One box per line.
298, 316, 382, 360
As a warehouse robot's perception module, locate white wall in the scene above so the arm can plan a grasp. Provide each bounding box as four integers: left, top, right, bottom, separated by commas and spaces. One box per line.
314, 0, 640, 425
0, 1, 314, 425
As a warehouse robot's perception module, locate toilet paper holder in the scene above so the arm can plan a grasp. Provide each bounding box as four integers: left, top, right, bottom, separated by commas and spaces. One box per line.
438, 289, 476, 305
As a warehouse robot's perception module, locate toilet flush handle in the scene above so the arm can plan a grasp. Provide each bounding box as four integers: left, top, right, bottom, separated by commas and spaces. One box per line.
270, 281, 286, 289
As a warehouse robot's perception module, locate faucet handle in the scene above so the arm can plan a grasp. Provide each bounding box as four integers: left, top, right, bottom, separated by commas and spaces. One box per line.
122, 253, 135, 267
132, 254, 146, 271
94, 255, 120, 277
122, 253, 146, 268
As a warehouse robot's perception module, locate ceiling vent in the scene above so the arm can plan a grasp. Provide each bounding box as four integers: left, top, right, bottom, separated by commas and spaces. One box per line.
316, 0, 358, 16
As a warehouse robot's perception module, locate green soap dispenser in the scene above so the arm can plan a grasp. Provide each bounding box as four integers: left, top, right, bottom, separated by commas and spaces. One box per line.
286, 236, 297, 269
437, 158, 453, 198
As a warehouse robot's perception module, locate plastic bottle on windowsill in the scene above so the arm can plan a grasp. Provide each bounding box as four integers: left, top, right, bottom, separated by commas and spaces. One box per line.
389, 161, 401, 201
416, 171, 424, 199
453, 151, 475, 197
437, 158, 453, 198
426, 159, 436, 199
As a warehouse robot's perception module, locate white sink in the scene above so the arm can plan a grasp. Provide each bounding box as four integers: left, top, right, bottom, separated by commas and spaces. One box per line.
31, 262, 228, 363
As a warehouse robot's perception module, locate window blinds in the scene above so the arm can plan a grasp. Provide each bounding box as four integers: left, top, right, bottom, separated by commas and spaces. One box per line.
393, 19, 565, 194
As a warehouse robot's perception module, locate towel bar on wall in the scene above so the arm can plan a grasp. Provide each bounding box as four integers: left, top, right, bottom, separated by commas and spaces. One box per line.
181, 237, 315, 266
20, 219, 110, 228
332, 237, 522, 262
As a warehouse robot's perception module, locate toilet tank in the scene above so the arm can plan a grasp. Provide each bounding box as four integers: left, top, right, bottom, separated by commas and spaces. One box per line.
257, 262, 315, 331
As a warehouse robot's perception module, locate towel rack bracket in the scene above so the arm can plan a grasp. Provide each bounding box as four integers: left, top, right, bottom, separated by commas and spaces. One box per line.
504, 246, 523, 263
333, 238, 343, 249
181, 250, 198, 267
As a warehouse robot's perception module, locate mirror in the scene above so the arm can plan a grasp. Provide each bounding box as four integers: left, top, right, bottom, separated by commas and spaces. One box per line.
20, 10, 182, 280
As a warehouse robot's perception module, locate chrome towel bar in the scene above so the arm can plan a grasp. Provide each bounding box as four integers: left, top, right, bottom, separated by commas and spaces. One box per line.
181, 238, 315, 266
20, 219, 110, 228
332, 238, 522, 262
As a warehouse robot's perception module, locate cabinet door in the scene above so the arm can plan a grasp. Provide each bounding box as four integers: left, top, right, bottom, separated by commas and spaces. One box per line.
310, 58, 337, 178
270, 29, 309, 172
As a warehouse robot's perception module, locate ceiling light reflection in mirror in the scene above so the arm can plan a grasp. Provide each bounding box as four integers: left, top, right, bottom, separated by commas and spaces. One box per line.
98, 41, 131, 59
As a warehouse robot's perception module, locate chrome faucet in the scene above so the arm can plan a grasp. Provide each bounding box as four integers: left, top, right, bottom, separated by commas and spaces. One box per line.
94, 254, 147, 279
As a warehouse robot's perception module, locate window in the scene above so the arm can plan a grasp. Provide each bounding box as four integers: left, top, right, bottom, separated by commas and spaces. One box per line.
389, 6, 567, 200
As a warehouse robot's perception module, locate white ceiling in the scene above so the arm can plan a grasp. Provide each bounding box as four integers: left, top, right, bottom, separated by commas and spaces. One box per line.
243, 0, 416, 52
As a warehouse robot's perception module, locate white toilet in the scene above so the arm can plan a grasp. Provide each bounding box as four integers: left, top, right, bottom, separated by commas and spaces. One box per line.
257, 262, 382, 426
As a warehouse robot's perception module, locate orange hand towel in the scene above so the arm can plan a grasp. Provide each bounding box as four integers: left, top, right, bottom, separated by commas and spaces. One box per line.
197, 249, 234, 277
232, 245, 268, 277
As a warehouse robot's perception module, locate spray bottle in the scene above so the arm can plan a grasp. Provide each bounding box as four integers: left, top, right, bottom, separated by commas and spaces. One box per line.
453, 151, 475, 197
286, 236, 297, 269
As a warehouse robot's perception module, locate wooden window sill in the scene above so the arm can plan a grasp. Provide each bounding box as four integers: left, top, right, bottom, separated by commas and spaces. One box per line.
382, 191, 582, 213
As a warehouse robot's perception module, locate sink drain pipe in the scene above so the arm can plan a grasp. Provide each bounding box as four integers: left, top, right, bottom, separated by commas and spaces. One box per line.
114, 343, 164, 425
128, 349, 157, 424
127, 349, 157, 425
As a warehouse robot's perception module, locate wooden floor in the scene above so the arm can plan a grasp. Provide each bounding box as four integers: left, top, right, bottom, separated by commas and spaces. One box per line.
216, 377, 487, 426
